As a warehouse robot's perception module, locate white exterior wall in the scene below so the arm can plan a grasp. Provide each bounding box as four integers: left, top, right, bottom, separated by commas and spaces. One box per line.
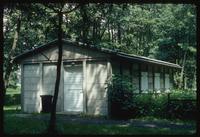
86, 61, 108, 115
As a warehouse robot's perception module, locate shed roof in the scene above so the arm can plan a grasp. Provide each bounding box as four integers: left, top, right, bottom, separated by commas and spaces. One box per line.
13, 39, 181, 69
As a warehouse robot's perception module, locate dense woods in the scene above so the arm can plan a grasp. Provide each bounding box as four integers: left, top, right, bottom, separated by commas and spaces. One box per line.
3, 3, 196, 90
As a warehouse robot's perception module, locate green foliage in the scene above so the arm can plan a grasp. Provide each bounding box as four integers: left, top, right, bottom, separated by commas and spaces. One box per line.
107, 74, 135, 119
107, 73, 196, 120
4, 4, 196, 89
132, 89, 196, 120
4, 105, 21, 114
132, 93, 168, 118
167, 89, 196, 120
5, 94, 21, 106
170, 89, 196, 100
5, 87, 21, 106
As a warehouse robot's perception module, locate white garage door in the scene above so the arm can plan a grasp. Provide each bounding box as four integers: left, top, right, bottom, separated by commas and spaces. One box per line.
64, 63, 83, 112
23, 64, 40, 113
43, 64, 57, 95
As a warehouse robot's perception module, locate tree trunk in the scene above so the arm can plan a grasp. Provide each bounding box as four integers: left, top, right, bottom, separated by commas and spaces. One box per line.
1, 5, 5, 132
117, 23, 121, 44
108, 23, 110, 41
179, 50, 187, 89
111, 26, 114, 43
4, 12, 21, 89
48, 11, 63, 134
184, 76, 187, 89
193, 64, 196, 90
80, 5, 88, 42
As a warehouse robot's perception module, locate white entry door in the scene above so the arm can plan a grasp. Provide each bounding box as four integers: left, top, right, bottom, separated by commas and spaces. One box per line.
64, 63, 83, 112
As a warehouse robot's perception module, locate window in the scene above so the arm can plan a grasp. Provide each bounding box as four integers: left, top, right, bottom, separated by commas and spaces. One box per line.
148, 66, 153, 91
132, 63, 139, 93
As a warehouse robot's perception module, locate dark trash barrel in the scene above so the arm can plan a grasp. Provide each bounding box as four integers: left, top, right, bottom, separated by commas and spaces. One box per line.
40, 95, 53, 113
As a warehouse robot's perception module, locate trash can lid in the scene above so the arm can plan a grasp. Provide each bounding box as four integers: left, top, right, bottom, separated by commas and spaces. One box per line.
40, 95, 53, 97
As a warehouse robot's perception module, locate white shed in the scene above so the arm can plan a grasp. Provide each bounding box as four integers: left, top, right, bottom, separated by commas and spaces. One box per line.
14, 39, 181, 116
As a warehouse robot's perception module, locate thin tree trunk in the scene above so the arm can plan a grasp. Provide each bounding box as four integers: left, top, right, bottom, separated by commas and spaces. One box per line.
4, 12, 21, 89
184, 76, 187, 89
108, 23, 110, 41
1, 5, 5, 133
48, 11, 63, 134
193, 66, 196, 90
179, 50, 187, 89
111, 26, 114, 43
117, 23, 121, 44
80, 5, 88, 42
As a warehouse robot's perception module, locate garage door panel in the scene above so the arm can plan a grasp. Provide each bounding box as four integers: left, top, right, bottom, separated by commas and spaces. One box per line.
64, 77, 82, 84
64, 84, 82, 90
23, 64, 40, 113
24, 83, 40, 90
24, 64, 40, 76
64, 64, 83, 112
43, 64, 57, 95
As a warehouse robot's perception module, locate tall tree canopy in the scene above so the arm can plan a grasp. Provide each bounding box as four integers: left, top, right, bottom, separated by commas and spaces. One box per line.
3, 3, 196, 90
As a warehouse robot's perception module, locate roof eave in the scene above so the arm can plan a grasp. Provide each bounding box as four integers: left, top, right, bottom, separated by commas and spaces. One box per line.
13, 39, 182, 69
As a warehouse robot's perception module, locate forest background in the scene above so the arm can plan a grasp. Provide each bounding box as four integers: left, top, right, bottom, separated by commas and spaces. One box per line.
3, 3, 196, 90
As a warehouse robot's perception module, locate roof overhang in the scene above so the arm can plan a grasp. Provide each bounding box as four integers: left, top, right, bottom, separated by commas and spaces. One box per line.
13, 39, 182, 69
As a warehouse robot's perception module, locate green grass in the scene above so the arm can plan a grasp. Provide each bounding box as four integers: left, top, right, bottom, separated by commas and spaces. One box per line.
6, 87, 21, 95
4, 115, 196, 135
136, 116, 196, 125
5, 87, 21, 106
3, 106, 196, 135
4, 105, 21, 114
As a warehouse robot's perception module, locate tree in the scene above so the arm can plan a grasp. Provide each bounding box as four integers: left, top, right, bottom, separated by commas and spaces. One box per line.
43, 3, 81, 134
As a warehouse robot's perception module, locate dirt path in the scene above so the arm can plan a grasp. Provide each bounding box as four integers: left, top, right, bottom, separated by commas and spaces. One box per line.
11, 114, 195, 130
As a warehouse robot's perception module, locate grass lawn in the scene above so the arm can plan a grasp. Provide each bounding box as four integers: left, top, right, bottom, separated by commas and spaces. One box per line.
4, 106, 196, 135
4, 114, 196, 135
6, 87, 21, 95
3, 87, 196, 135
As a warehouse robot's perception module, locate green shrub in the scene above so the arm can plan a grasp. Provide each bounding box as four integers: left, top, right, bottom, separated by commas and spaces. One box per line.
132, 89, 196, 120
169, 89, 196, 100
167, 89, 196, 120
107, 75, 197, 120
107, 74, 135, 119
5, 94, 21, 105
132, 93, 168, 118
